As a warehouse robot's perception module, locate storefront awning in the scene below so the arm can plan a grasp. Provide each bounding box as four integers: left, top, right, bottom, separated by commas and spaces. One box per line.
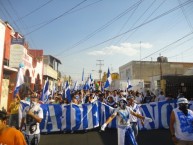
4, 65, 18, 72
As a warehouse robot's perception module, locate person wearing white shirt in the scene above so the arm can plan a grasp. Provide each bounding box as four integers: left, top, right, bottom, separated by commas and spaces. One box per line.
101, 98, 152, 145
20, 93, 43, 145
170, 98, 193, 145
157, 91, 166, 102
134, 92, 143, 104
127, 95, 143, 139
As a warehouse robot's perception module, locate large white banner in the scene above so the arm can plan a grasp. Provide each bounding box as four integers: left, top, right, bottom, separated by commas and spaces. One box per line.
19, 100, 193, 133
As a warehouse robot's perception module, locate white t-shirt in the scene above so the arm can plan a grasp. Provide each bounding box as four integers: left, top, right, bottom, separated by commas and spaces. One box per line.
173, 108, 193, 141
113, 95, 118, 103
113, 106, 133, 127
22, 102, 43, 135
129, 103, 141, 122
135, 96, 143, 104
157, 95, 166, 102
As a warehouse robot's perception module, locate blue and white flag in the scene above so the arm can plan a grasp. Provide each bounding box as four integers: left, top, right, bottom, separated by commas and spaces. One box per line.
89, 74, 94, 91
14, 63, 24, 96
83, 80, 90, 90
101, 85, 104, 93
104, 68, 112, 89
65, 81, 71, 102
40, 78, 50, 103
82, 68, 84, 85
72, 81, 78, 91
99, 102, 117, 128
127, 77, 132, 90
52, 82, 57, 97
62, 81, 66, 91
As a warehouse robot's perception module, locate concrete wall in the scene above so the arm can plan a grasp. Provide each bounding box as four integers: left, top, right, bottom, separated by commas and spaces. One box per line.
119, 61, 193, 84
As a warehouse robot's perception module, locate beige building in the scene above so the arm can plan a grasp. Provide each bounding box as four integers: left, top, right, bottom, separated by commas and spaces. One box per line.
119, 59, 193, 89
43, 55, 62, 91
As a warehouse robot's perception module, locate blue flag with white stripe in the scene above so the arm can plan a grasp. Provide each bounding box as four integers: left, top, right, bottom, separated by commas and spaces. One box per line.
89, 74, 94, 91
104, 68, 112, 89
127, 77, 132, 90
65, 81, 71, 102
14, 63, 24, 96
83, 79, 90, 90
99, 102, 117, 128
40, 79, 50, 103
72, 81, 78, 91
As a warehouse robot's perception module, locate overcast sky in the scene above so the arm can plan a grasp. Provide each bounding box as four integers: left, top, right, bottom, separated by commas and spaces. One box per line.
0, 0, 193, 82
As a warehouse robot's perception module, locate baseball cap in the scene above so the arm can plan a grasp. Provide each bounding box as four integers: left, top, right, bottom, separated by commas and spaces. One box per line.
177, 98, 189, 104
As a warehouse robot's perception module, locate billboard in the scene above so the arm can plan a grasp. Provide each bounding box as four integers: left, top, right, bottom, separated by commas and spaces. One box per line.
11, 37, 25, 45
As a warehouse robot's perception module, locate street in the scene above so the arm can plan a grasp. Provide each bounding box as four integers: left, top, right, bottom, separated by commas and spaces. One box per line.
39, 128, 174, 145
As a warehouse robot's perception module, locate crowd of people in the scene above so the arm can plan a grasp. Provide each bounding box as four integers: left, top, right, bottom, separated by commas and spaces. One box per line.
38, 89, 175, 107
0, 87, 193, 145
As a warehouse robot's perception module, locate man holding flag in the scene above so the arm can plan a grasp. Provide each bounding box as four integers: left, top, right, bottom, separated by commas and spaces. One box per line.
101, 97, 153, 145
20, 92, 43, 145
9, 63, 24, 129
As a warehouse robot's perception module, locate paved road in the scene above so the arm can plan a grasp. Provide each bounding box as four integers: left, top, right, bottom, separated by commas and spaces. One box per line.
39, 128, 174, 145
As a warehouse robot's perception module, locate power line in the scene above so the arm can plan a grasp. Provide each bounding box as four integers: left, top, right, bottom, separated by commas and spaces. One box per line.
16, 0, 53, 21
66, 0, 102, 14
177, 0, 193, 31
140, 2, 192, 57
24, 0, 88, 36
0, 5, 8, 20
61, 0, 193, 57
141, 31, 193, 61
0, 0, 23, 34
168, 45, 193, 59
7, 0, 38, 48
123, 0, 161, 42
114, 0, 144, 44
55, 0, 143, 56
22, 0, 102, 30
159, 35, 193, 54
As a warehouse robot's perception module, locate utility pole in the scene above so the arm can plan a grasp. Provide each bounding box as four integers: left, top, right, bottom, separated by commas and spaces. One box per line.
159, 53, 163, 80
96, 60, 104, 89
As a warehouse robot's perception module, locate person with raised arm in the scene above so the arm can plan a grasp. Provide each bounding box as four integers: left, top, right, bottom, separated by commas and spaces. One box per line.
101, 97, 152, 145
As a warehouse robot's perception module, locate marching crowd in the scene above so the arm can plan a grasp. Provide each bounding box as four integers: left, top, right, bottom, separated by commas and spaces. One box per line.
0, 88, 193, 145
40, 89, 174, 106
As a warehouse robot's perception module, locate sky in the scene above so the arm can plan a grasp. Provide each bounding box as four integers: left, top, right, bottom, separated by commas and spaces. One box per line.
0, 0, 193, 82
